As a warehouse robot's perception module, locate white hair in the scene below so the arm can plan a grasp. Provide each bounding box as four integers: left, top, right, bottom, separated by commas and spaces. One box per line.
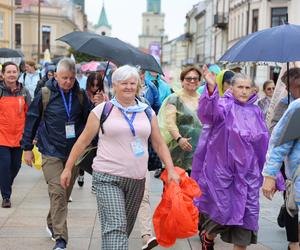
112, 65, 141, 84
56, 58, 76, 73
230, 73, 253, 86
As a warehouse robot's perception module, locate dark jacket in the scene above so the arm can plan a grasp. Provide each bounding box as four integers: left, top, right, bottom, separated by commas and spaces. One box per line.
21, 77, 91, 160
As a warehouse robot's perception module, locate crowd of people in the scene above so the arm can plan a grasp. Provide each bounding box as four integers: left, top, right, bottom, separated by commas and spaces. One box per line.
0, 57, 299, 250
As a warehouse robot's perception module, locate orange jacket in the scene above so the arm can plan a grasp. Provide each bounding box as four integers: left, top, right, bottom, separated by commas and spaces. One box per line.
0, 82, 31, 147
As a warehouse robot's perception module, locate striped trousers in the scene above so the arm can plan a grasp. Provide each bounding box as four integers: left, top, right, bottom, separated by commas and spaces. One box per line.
93, 171, 145, 250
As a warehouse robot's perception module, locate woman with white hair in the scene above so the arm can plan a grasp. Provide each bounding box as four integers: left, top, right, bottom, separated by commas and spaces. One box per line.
60, 65, 179, 250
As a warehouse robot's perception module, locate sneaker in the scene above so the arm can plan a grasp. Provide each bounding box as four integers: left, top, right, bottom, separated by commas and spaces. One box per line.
142, 237, 158, 250
277, 205, 286, 228
68, 196, 72, 202
53, 238, 67, 250
1, 198, 11, 208
200, 231, 214, 250
46, 226, 55, 241
77, 175, 84, 187
91, 185, 96, 194
154, 169, 162, 179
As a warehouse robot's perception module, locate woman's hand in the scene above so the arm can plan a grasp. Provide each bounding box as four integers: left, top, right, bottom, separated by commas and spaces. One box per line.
60, 168, 72, 189
202, 64, 216, 92
24, 150, 35, 167
262, 176, 276, 200
93, 92, 105, 106
178, 137, 192, 152
167, 168, 180, 185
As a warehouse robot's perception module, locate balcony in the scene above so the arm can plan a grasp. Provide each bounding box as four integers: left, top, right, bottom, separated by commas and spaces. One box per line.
214, 13, 228, 29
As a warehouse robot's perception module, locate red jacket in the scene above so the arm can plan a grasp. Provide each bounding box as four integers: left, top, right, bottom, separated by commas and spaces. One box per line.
0, 82, 31, 147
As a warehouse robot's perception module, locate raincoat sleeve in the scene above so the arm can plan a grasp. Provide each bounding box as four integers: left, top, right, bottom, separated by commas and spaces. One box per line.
21, 91, 43, 151
164, 103, 179, 134
263, 101, 299, 178
198, 85, 225, 125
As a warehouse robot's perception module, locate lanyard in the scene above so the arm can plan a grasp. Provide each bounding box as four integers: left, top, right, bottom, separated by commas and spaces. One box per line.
59, 87, 72, 121
119, 109, 137, 137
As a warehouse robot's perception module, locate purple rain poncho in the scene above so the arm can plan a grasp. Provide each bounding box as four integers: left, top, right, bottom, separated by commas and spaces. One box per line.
191, 86, 269, 231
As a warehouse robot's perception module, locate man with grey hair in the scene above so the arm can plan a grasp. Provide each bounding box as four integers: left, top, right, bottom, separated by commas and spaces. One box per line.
21, 58, 91, 250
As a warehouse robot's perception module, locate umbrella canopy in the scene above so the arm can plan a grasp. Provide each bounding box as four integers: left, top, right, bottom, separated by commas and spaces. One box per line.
57, 31, 163, 74
0, 48, 24, 58
219, 23, 300, 63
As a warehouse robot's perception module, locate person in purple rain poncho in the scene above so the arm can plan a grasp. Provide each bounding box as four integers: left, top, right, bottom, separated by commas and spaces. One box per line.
191, 65, 269, 250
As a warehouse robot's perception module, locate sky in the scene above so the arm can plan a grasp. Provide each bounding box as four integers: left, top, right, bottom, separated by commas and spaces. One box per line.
85, 0, 200, 46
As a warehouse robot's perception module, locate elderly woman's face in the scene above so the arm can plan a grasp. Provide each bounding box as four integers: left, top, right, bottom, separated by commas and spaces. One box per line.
114, 76, 138, 99
231, 79, 252, 103
3, 65, 18, 84
264, 82, 275, 97
181, 70, 201, 92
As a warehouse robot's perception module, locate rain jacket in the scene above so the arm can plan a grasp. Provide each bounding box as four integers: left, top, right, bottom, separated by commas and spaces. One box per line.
263, 98, 300, 205
21, 78, 91, 160
0, 81, 31, 147
191, 86, 269, 231
145, 71, 171, 105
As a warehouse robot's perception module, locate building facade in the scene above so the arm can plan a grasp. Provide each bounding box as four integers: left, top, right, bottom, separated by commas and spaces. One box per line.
139, 0, 166, 62
0, 0, 14, 48
15, 0, 86, 61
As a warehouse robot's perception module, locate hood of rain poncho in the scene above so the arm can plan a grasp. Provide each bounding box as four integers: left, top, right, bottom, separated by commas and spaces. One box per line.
216, 70, 234, 97
191, 86, 269, 231
145, 71, 171, 104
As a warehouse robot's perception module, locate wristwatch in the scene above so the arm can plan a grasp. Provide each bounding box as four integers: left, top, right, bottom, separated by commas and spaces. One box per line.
176, 136, 182, 143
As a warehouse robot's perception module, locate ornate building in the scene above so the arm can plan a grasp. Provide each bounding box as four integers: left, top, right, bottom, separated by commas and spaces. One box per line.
139, 0, 166, 62
0, 0, 14, 48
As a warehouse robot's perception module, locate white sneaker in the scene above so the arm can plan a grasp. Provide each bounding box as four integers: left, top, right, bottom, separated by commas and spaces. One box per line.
46, 226, 55, 241
68, 196, 72, 202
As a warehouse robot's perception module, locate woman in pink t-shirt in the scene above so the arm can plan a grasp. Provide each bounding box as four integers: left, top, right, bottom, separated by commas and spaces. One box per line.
61, 65, 179, 250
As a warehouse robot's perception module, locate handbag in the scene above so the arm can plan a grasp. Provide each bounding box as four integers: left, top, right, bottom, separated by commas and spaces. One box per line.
285, 164, 300, 217
148, 140, 162, 171
75, 145, 97, 175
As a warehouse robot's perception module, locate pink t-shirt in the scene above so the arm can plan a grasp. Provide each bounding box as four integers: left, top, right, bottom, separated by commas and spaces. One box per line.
92, 102, 153, 179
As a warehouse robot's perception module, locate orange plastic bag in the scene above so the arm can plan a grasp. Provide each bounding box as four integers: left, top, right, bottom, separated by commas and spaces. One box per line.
153, 167, 201, 247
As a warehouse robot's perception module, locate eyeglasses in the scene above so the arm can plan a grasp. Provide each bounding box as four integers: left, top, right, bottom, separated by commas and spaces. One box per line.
184, 77, 200, 82
266, 87, 275, 91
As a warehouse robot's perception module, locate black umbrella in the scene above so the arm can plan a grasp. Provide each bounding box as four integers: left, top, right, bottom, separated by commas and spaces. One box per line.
57, 31, 163, 74
0, 48, 24, 58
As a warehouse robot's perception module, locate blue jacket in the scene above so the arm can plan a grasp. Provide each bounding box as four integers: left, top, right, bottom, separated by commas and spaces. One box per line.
263, 98, 300, 204
144, 79, 160, 114
21, 78, 91, 160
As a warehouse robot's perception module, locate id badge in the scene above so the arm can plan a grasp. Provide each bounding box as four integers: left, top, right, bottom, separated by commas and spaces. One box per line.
130, 137, 144, 157
65, 122, 76, 139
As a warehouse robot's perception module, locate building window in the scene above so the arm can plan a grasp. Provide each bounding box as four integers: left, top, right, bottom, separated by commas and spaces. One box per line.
42, 25, 51, 52
15, 24, 21, 48
15, 0, 22, 5
252, 9, 259, 33
271, 7, 287, 27
0, 14, 4, 39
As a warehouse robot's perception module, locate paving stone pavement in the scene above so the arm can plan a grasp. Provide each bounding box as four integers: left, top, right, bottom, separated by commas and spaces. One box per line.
0, 166, 287, 250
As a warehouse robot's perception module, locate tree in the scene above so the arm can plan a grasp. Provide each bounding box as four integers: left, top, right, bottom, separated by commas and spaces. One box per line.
68, 48, 104, 63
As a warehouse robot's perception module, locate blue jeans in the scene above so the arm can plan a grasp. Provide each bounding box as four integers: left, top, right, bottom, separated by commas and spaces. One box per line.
0, 146, 22, 199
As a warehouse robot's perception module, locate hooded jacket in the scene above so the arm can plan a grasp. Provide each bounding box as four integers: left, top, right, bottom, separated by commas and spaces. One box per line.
21, 77, 91, 160
191, 86, 269, 231
0, 81, 31, 147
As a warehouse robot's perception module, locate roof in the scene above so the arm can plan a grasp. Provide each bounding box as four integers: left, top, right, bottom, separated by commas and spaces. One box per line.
95, 4, 111, 29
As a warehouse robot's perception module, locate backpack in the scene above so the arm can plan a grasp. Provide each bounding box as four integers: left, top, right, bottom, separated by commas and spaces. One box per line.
22, 72, 42, 83
41, 86, 84, 119
285, 164, 300, 217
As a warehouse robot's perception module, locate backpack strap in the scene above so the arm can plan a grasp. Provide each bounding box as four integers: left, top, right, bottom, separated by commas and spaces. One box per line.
23, 72, 26, 83
41, 86, 51, 120
100, 102, 114, 134
144, 106, 152, 122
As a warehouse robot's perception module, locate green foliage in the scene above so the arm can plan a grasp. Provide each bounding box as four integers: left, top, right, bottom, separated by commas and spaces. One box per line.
68, 48, 104, 63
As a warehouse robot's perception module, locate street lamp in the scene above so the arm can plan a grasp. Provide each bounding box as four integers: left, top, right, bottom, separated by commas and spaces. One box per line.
159, 28, 164, 65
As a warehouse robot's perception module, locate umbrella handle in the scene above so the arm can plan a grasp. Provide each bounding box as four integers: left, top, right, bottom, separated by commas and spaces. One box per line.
97, 61, 110, 93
